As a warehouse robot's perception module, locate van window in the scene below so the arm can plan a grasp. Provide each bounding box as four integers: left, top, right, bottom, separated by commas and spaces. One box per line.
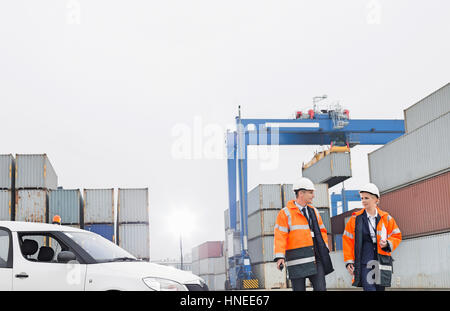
0, 230, 10, 268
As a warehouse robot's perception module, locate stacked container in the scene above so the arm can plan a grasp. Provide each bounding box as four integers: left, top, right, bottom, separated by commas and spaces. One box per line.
14, 154, 58, 223
48, 189, 84, 228
368, 83, 450, 239
83, 189, 115, 242
302, 152, 352, 187
0, 154, 14, 221
116, 188, 150, 260
192, 241, 226, 290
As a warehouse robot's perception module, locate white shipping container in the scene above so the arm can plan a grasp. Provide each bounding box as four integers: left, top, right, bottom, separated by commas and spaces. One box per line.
327, 232, 450, 289
0, 154, 14, 189
192, 261, 200, 276
15, 154, 57, 189
0, 190, 12, 221
248, 184, 283, 216
404, 83, 450, 133
83, 189, 114, 224
226, 230, 241, 258
118, 223, 150, 260
302, 152, 352, 188
15, 189, 48, 223
213, 256, 226, 275
199, 257, 225, 275
248, 209, 279, 240
252, 262, 287, 289
283, 183, 330, 208
199, 274, 215, 291
248, 235, 275, 264
117, 188, 149, 223
369, 112, 450, 193
213, 273, 226, 291
192, 245, 200, 263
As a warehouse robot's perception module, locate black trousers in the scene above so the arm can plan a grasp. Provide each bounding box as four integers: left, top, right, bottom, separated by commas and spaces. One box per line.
291, 261, 326, 291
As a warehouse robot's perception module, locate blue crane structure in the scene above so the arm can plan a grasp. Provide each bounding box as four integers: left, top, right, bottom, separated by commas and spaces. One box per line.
331, 189, 362, 217
226, 107, 405, 289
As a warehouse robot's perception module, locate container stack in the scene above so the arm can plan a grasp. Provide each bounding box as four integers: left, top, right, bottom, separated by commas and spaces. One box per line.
192, 241, 226, 290
368, 83, 450, 240
48, 189, 84, 228
14, 154, 58, 223
0, 154, 15, 221
116, 188, 150, 261
83, 188, 115, 242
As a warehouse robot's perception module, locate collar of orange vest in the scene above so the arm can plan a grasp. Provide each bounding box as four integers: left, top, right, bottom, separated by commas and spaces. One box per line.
352, 206, 388, 218
287, 200, 313, 210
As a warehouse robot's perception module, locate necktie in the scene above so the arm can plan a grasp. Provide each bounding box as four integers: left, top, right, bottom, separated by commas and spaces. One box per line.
303, 207, 312, 228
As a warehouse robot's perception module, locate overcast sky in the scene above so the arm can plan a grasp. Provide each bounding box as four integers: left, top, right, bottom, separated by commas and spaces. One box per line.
1, 0, 449, 261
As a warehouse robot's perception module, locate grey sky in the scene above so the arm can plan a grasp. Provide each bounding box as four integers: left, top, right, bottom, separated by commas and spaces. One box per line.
1, 0, 449, 260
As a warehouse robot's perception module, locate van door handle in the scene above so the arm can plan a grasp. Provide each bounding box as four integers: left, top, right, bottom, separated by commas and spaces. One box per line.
15, 273, 29, 279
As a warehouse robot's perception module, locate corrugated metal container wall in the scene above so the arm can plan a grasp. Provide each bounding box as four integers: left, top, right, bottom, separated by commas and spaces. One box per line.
390, 232, 450, 288
15, 189, 48, 223
191, 245, 199, 263
317, 208, 331, 233
48, 189, 82, 225
252, 262, 287, 289
15, 154, 58, 189
213, 273, 226, 291
0, 154, 14, 189
248, 209, 279, 240
84, 224, 115, 242
248, 235, 274, 264
226, 230, 241, 258
302, 153, 352, 187
192, 261, 200, 276
247, 184, 283, 216
118, 223, 150, 259
0, 190, 12, 221
199, 274, 215, 291
283, 184, 330, 208
198, 241, 223, 260
380, 172, 450, 238
199, 257, 225, 275
369, 112, 450, 193
83, 189, 114, 224
224, 208, 230, 230
404, 83, 450, 133
117, 188, 149, 223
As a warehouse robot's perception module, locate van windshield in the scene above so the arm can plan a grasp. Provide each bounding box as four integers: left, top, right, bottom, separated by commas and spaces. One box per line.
64, 232, 137, 263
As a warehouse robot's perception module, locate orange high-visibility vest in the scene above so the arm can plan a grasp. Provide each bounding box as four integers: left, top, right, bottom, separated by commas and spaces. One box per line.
274, 200, 329, 279
343, 207, 402, 287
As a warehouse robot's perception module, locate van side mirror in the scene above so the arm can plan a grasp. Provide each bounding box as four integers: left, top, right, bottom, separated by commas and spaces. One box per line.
57, 251, 77, 263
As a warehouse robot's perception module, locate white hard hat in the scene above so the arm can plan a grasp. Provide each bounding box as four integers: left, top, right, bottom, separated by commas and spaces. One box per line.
293, 178, 315, 191
359, 183, 380, 198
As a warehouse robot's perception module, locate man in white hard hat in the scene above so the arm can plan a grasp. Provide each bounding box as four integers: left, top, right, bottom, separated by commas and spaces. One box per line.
274, 177, 334, 291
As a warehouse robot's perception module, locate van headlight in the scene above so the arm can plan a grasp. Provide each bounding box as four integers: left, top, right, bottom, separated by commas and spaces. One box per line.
143, 277, 187, 291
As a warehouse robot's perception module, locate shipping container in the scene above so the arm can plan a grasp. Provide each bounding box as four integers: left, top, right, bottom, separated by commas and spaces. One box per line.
334, 234, 343, 251
83, 189, 114, 224
369, 112, 450, 193
331, 208, 362, 235
191, 245, 200, 263
213, 273, 226, 291
252, 262, 287, 289
117, 223, 150, 260
379, 172, 450, 239
15, 154, 57, 189
302, 152, 352, 188
225, 230, 241, 258
248, 209, 279, 240
0, 190, 12, 221
48, 189, 83, 226
0, 154, 14, 189
199, 257, 225, 275
326, 232, 450, 289
199, 274, 215, 291
84, 224, 115, 242
318, 208, 331, 234
224, 208, 230, 230
248, 235, 274, 264
192, 260, 200, 276
198, 241, 223, 260
15, 189, 48, 223
283, 183, 330, 208
247, 184, 283, 216
404, 83, 450, 133
117, 188, 149, 224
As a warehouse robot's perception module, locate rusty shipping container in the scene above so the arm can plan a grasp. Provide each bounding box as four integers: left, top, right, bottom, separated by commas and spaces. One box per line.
247, 184, 283, 216
0, 154, 14, 189
83, 189, 114, 224
15, 154, 58, 189
0, 190, 12, 221
379, 171, 450, 239
15, 189, 48, 223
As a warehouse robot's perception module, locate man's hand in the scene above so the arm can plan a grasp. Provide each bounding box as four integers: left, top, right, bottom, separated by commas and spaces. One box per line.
277, 258, 285, 271
379, 239, 388, 248
346, 263, 354, 275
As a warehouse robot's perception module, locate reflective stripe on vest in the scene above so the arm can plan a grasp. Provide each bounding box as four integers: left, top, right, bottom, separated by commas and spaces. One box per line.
286, 256, 316, 267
